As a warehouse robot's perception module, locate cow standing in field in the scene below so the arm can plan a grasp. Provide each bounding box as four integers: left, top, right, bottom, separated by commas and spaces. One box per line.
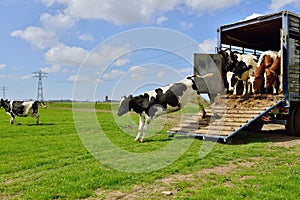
117, 74, 212, 142
0, 99, 46, 125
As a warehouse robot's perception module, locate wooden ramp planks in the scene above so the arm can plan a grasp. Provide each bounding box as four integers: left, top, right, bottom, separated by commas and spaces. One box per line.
168, 94, 284, 138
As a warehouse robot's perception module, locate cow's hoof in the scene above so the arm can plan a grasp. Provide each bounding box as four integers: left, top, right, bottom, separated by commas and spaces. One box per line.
139, 139, 145, 143
134, 138, 140, 142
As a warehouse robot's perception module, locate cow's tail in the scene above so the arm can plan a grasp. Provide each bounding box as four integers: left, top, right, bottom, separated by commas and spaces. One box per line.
191, 73, 214, 79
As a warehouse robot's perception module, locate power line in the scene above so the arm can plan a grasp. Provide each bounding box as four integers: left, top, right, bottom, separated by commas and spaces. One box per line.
33, 70, 48, 102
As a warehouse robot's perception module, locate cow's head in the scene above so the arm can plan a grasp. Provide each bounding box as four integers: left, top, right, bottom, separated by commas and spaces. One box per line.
233, 61, 251, 77
117, 95, 132, 116
260, 55, 273, 68
218, 49, 237, 72
253, 75, 264, 94
0, 98, 4, 108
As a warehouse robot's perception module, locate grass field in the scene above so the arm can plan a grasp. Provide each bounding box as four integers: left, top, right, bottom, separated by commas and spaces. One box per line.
0, 102, 299, 199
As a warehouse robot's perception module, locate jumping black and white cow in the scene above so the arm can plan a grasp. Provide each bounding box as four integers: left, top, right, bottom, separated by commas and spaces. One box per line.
117, 74, 213, 142
0, 99, 47, 125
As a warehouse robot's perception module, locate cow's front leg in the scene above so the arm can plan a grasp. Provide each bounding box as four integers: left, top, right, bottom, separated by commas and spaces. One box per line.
10, 117, 14, 124
135, 115, 145, 142
8, 113, 19, 125
141, 116, 151, 143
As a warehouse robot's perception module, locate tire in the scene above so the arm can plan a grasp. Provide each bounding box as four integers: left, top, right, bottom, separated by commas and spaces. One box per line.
286, 105, 300, 136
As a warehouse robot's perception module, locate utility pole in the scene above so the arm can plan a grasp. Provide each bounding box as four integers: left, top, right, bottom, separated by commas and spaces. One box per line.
33, 70, 48, 102
2, 86, 7, 99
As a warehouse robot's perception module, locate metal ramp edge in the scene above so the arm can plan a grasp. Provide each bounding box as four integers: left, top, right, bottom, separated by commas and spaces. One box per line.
167, 98, 286, 143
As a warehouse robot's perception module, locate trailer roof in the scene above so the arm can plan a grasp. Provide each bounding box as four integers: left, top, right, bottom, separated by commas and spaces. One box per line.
219, 11, 300, 51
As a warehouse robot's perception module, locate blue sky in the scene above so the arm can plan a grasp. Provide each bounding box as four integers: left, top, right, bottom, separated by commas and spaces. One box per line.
0, 0, 300, 101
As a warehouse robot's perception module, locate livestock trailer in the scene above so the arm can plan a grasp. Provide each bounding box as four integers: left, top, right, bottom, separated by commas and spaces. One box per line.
168, 10, 300, 142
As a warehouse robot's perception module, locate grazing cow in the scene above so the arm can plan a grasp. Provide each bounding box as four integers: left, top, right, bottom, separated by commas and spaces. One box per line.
0, 99, 46, 125
117, 74, 212, 142
265, 53, 281, 94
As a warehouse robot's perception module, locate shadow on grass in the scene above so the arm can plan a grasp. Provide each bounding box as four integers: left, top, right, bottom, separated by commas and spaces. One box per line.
230, 128, 300, 145
26, 123, 55, 126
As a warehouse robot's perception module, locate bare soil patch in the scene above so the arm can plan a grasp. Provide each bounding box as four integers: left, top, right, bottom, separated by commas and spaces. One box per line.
89, 159, 257, 200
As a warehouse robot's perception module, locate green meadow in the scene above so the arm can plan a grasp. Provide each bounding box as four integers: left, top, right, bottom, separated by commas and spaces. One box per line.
0, 102, 299, 199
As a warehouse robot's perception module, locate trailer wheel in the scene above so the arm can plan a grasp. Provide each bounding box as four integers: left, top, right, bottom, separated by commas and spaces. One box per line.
286, 105, 300, 136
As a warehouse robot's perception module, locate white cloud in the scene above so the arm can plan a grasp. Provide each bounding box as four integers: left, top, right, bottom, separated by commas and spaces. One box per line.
129, 66, 147, 81
45, 44, 88, 67
156, 16, 168, 24
157, 71, 166, 78
21, 75, 32, 80
180, 21, 193, 29
184, 0, 241, 14
129, 66, 147, 73
67, 74, 89, 82
0, 64, 6, 70
113, 58, 130, 67
41, 0, 57, 7
42, 0, 240, 25
11, 26, 58, 49
78, 33, 94, 42
102, 70, 125, 80
269, 0, 300, 11
60, 0, 181, 25
243, 13, 262, 21
45, 44, 131, 68
199, 38, 217, 53
40, 65, 62, 73
40, 12, 76, 31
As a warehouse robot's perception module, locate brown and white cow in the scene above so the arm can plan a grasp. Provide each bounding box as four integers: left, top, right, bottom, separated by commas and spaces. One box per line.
117, 74, 212, 142
253, 50, 279, 94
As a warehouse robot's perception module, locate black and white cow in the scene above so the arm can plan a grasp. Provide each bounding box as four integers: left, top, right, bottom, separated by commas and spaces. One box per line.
117, 74, 212, 142
0, 99, 47, 125
219, 49, 258, 95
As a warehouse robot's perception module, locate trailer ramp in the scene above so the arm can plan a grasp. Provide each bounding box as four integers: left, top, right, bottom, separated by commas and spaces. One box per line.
167, 95, 285, 143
